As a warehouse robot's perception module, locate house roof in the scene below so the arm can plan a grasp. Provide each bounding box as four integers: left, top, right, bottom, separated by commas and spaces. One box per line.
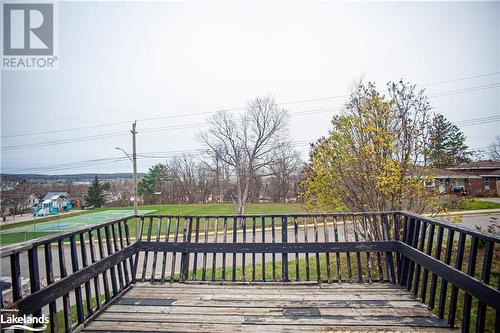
449, 160, 500, 170
415, 168, 481, 179
43, 192, 70, 201
479, 170, 500, 177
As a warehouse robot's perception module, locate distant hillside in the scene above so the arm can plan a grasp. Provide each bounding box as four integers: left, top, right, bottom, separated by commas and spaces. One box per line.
0, 173, 146, 182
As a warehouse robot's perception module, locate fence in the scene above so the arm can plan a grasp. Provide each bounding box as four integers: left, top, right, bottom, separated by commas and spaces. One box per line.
0, 211, 499, 332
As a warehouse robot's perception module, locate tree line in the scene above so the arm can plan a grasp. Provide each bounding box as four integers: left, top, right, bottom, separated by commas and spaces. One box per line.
137, 98, 303, 210
134, 85, 484, 214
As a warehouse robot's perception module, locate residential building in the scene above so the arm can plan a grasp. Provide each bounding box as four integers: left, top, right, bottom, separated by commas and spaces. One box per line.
448, 160, 500, 196
42, 192, 71, 209
421, 169, 481, 195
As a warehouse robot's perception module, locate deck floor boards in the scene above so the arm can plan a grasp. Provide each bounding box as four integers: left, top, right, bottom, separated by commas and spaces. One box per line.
84, 283, 457, 333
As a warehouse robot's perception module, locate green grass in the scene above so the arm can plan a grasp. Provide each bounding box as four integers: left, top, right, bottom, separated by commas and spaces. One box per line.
105, 202, 308, 215
0, 204, 310, 246
459, 199, 500, 211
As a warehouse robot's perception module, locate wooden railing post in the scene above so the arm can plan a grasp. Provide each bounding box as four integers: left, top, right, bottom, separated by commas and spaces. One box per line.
180, 218, 192, 282
282, 216, 289, 282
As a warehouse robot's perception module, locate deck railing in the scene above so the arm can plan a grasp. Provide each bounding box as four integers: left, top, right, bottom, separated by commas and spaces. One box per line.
0, 218, 135, 332
1, 211, 499, 332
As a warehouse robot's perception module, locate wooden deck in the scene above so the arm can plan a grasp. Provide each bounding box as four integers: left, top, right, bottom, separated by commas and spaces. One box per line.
83, 283, 456, 333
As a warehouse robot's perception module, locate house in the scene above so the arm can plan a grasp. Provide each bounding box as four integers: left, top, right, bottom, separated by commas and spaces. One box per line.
42, 192, 71, 209
0, 193, 39, 215
421, 168, 481, 194
448, 160, 500, 196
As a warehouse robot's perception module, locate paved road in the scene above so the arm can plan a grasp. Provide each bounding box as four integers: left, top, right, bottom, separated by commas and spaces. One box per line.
459, 212, 500, 231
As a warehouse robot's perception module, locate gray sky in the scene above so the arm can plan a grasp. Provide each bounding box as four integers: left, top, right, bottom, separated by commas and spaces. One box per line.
1, 1, 499, 174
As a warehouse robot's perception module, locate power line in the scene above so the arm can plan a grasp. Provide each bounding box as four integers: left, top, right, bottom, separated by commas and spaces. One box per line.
3, 139, 491, 174
2, 72, 499, 139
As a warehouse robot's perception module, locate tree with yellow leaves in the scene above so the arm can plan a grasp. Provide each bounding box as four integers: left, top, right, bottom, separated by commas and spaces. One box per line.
301, 81, 441, 214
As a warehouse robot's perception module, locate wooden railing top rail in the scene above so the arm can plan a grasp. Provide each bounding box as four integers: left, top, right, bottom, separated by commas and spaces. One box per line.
400, 211, 500, 243
3, 210, 499, 257
139, 211, 399, 218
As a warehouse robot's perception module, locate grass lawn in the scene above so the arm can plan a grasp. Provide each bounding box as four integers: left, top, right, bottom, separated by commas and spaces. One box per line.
0, 203, 310, 246
105, 202, 309, 215
459, 199, 500, 210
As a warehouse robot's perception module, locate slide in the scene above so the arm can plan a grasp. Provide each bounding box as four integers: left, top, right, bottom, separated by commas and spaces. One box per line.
63, 201, 73, 211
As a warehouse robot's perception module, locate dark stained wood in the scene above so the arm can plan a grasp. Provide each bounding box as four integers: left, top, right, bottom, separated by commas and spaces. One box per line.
28, 245, 42, 325
261, 216, 266, 281
192, 217, 200, 281
118, 221, 130, 286
141, 218, 153, 282
212, 218, 219, 282
232, 217, 237, 282
293, 217, 300, 281
447, 232, 466, 327
475, 240, 494, 332
70, 235, 85, 324
303, 217, 310, 281
105, 226, 119, 296
44, 243, 58, 333
242, 217, 247, 282
97, 228, 111, 302
160, 217, 171, 283
10, 245, 137, 317
461, 236, 478, 333
88, 230, 102, 310
332, 216, 341, 282
80, 233, 94, 316
180, 218, 192, 282
170, 217, 180, 283
396, 242, 500, 310
282, 216, 288, 282
272, 217, 277, 281
202, 217, 209, 281
136, 241, 397, 254
420, 223, 435, 303
352, 215, 363, 282
252, 217, 257, 282
83, 283, 453, 333
58, 238, 72, 331
343, 215, 353, 282
323, 216, 332, 283
151, 217, 162, 282
429, 226, 444, 309
313, 216, 320, 282
3, 211, 499, 333
438, 229, 454, 319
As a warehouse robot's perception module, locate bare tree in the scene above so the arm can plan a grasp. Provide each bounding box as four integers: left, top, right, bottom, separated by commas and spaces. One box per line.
200, 95, 290, 214
267, 143, 303, 202
488, 136, 500, 161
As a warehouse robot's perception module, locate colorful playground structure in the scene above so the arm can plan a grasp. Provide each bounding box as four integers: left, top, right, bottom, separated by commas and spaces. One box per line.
32, 192, 74, 216
32, 201, 73, 216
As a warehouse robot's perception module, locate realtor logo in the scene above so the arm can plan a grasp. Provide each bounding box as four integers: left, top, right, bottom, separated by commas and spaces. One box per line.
3, 3, 53, 55
2, 2, 58, 70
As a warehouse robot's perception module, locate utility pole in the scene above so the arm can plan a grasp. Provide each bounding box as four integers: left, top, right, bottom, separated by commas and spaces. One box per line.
131, 121, 139, 236
115, 123, 139, 238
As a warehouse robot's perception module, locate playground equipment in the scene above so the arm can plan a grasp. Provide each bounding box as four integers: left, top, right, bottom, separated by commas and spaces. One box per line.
63, 201, 73, 211
32, 200, 72, 216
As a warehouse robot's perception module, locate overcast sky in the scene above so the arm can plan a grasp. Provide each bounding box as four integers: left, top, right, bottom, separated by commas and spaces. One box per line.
1, 1, 499, 175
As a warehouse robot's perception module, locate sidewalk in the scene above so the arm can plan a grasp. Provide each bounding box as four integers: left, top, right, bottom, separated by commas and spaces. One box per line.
0, 210, 81, 226
429, 208, 500, 217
